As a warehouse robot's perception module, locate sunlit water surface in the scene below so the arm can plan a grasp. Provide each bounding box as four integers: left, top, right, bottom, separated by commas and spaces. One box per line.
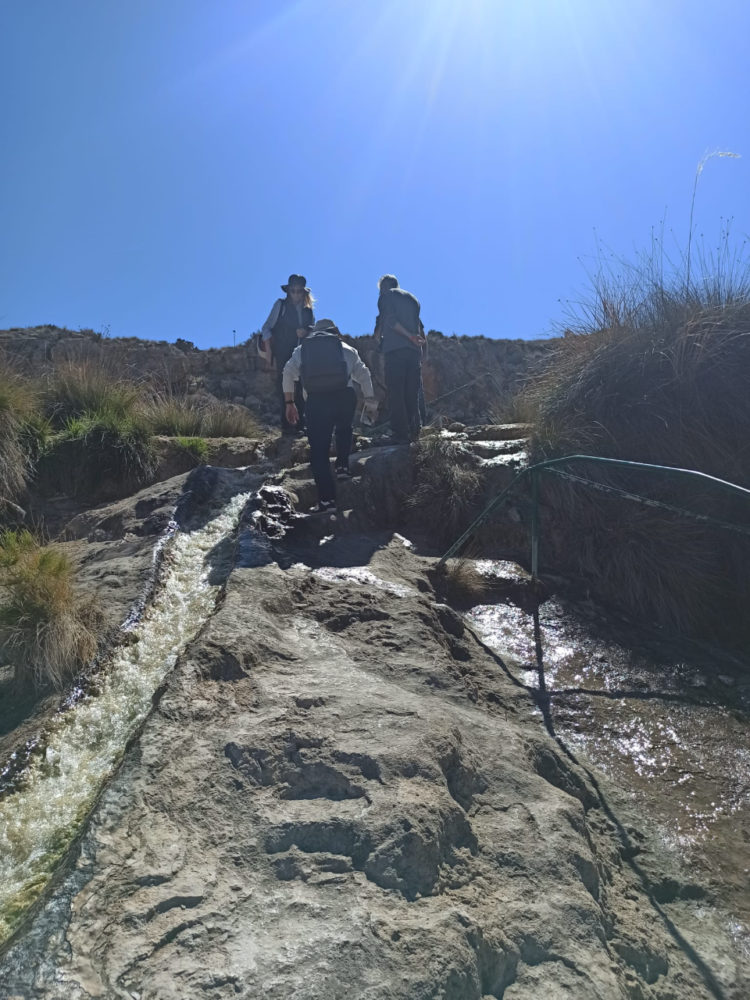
0, 493, 251, 944
467, 583, 750, 939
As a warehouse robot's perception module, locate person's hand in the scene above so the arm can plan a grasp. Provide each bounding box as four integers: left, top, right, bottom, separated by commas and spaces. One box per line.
411, 334, 426, 346
285, 401, 299, 425
362, 398, 379, 425
258, 342, 273, 368
296, 327, 307, 339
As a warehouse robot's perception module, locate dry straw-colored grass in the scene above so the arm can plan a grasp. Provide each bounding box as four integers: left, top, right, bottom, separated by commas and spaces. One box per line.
0, 364, 39, 503
0, 530, 101, 690
44, 359, 143, 427
511, 249, 750, 640
436, 559, 492, 607
141, 391, 261, 438
407, 435, 483, 545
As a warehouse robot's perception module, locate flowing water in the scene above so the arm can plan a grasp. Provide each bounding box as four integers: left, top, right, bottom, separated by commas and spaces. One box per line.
0, 492, 252, 946
467, 578, 750, 953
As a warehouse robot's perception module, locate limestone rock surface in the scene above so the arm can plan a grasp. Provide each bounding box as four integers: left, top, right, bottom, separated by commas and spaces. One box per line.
1, 518, 744, 999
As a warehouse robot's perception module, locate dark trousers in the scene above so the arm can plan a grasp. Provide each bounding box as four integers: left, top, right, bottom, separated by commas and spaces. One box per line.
385, 348, 421, 442
305, 387, 357, 503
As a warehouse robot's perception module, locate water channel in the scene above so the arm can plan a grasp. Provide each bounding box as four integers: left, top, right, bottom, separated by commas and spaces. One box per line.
467, 569, 750, 959
0, 492, 252, 945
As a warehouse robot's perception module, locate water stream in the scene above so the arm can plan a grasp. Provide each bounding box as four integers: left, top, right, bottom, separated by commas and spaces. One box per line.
0, 492, 252, 945
467, 581, 750, 953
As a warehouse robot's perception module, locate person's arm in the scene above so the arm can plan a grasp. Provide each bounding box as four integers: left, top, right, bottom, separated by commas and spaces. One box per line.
282, 346, 303, 424
295, 305, 312, 340
345, 346, 375, 400
261, 300, 282, 343
392, 319, 425, 346
282, 345, 302, 395
381, 293, 424, 346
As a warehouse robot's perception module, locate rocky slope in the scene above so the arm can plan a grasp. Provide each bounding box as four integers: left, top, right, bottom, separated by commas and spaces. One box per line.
0, 448, 746, 1000
0, 325, 555, 427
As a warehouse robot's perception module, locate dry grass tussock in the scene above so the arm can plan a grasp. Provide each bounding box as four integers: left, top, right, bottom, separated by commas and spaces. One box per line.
34, 363, 261, 499
511, 255, 750, 640
0, 363, 39, 503
436, 559, 491, 606
44, 360, 262, 438
522, 271, 750, 481
407, 435, 482, 545
43, 359, 143, 426
142, 392, 262, 438
0, 530, 101, 690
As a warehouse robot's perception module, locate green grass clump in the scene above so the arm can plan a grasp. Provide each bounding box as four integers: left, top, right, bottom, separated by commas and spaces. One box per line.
176, 436, 209, 462
44, 360, 142, 428
141, 394, 204, 436
36, 409, 156, 500
0, 530, 100, 690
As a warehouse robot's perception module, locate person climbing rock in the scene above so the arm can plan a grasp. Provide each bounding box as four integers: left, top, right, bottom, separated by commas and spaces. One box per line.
282, 319, 378, 514
259, 274, 315, 435
376, 274, 425, 444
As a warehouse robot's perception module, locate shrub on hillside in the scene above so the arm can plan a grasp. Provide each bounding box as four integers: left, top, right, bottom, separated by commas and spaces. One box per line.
512, 257, 750, 640
44, 359, 142, 428
0, 530, 100, 690
526, 298, 750, 484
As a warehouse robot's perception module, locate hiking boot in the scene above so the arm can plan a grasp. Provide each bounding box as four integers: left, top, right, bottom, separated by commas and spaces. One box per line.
308, 500, 337, 515
335, 464, 352, 480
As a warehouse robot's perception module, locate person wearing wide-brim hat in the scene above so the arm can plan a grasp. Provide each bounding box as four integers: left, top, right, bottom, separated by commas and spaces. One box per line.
259, 274, 315, 435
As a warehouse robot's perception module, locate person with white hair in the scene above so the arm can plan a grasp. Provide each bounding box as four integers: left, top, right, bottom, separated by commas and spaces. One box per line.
376, 274, 425, 444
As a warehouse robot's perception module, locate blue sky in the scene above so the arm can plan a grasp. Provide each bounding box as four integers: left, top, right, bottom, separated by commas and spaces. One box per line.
1, 0, 748, 348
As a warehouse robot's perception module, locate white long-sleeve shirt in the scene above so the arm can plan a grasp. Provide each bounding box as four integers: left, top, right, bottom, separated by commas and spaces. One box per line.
282, 340, 375, 398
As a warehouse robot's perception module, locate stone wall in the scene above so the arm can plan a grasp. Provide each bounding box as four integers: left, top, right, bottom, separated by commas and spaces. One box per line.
0, 325, 558, 426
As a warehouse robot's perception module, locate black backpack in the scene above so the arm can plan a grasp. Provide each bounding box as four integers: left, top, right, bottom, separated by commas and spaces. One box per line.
300, 333, 348, 394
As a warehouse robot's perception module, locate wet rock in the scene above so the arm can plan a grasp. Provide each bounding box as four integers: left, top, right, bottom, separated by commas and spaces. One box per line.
357, 446, 416, 527
3, 534, 745, 999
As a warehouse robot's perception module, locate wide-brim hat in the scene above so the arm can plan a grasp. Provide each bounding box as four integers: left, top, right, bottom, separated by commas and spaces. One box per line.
281, 274, 309, 293
308, 318, 339, 335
